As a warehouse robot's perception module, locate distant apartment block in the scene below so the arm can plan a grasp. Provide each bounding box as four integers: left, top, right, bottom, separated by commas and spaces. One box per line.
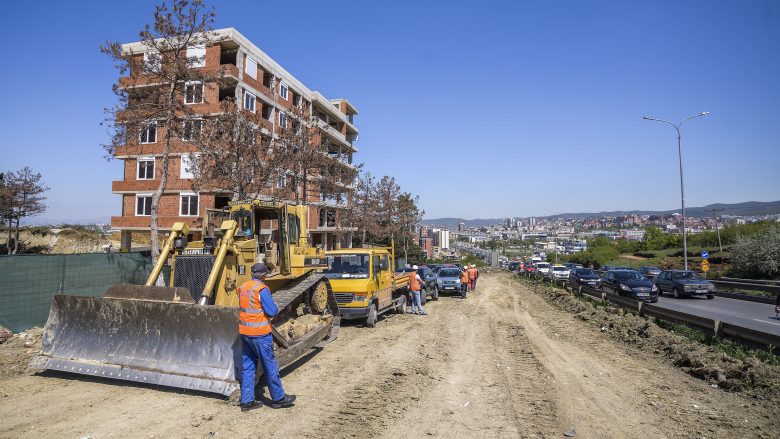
111, 28, 359, 250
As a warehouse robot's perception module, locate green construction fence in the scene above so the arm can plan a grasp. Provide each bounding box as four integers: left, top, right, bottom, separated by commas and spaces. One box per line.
0, 252, 169, 333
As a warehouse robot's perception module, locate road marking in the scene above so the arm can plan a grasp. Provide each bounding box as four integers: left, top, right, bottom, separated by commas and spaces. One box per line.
753, 318, 780, 327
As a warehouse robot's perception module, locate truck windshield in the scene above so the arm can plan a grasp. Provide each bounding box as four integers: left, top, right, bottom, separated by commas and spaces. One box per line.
439, 269, 460, 277
324, 254, 370, 279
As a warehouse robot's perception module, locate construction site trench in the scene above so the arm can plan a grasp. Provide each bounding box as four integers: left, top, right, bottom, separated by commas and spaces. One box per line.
1, 271, 778, 438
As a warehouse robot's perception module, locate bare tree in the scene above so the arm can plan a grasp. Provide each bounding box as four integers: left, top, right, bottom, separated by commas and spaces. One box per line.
345, 170, 379, 245
0, 167, 48, 254
101, 0, 218, 262
395, 192, 424, 261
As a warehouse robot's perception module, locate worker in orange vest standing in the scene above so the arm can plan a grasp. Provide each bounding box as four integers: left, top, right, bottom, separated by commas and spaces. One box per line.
238, 263, 296, 411
471, 264, 480, 291
467, 264, 477, 292
408, 264, 427, 315
459, 266, 470, 299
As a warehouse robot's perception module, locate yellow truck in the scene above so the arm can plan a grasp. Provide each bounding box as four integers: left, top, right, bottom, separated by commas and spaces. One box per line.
324, 246, 410, 327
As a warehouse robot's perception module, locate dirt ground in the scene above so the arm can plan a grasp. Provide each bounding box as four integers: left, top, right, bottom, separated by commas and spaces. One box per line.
1, 272, 778, 438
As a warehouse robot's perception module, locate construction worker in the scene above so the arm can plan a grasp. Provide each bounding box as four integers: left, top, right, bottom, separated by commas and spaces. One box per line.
472, 264, 480, 290
459, 266, 470, 299
467, 264, 476, 292
238, 263, 296, 411
408, 265, 427, 315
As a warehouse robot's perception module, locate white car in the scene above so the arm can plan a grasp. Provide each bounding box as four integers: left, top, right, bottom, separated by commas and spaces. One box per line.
535, 262, 551, 277
548, 265, 570, 281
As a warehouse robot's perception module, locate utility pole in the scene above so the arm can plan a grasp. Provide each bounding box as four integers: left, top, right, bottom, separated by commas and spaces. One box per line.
705, 208, 724, 253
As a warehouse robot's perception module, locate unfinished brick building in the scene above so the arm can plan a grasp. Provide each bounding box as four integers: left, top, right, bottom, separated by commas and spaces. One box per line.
111, 28, 358, 251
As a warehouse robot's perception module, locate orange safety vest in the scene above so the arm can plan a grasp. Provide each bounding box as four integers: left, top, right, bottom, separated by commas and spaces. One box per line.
238, 279, 272, 336
409, 270, 421, 291
468, 268, 476, 281
460, 270, 470, 283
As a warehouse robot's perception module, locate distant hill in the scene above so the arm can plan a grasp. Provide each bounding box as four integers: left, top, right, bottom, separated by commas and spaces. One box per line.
420, 217, 504, 229
423, 200, 780, 226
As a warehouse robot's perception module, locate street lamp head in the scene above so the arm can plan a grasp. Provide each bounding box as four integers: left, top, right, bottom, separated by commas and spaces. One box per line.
700, 111, 710, 116
643, 116, 656, 121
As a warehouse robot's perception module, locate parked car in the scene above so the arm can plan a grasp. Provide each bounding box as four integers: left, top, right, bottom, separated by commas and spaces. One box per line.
655, 270, 715, 299
568, 267, 602, 289
434, 267, 463, 296
395, 266, 437, 303
602, 265, 629, 272
563, 263, 583, 270
524, 264, 536, 274
548, 265, 570, 281
602, 269, 659, 302
638, 266, 662, 279
535, 262, 551, 277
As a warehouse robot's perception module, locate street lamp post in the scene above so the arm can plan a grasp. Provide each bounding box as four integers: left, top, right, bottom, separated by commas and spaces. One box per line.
643, 112, 710, 271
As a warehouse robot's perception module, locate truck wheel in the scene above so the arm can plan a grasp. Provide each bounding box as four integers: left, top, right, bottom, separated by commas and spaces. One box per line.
395, 295, 407, 314
420, 290, 427, 306
366, 303, 377, 327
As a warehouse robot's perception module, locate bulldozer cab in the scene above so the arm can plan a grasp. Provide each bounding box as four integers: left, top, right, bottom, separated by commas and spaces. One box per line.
227, 202, 295, 276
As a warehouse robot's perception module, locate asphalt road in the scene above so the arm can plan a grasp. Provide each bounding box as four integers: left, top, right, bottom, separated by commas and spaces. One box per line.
655, 293, 780, 335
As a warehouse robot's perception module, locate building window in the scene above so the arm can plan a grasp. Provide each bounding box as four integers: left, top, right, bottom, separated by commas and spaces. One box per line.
279, 81, 288, 100
140, 122, 157, 144
136, 195, 153, 216
180, 153, 199, 179
262, 103, 272, 121
143, 51, 161, 72
244, 90, 256, 112
245, 56, 257, 79
182, 119, 203, 141
180, 193, 199, 216
278, 112, 287, 128
184, 81, 204, 104
137, 157, 155, 180
277, 174, 286, 189
186, 45, 206, 68
293, 93, 302, 108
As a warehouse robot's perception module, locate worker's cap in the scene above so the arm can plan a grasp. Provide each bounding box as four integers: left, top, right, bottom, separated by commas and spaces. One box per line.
412, 265, 419, 270
251, 263, 269, 275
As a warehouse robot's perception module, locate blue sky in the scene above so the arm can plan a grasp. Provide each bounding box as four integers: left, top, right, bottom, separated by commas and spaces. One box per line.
1, 0, 778, 221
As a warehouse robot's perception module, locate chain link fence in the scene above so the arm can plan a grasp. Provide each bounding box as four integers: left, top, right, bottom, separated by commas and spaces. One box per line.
0, 252, 169, 332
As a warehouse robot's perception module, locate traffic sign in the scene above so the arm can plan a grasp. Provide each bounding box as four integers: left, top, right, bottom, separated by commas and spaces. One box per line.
701, 260, 710, 272
700, 250, 710, 259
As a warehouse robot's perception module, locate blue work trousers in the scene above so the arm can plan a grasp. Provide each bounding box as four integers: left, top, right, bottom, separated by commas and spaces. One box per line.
410, 290, 424, 313
240, 333, 285, 404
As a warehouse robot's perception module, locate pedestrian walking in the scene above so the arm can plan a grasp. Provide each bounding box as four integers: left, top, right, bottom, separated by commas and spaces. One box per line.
408, 265, 427, 315
459, 266, 470, 299
238, 263, 296, 411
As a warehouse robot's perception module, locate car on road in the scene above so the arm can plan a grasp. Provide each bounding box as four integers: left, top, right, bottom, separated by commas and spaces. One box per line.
654, 270, 715, 299
568, 267, 602, 289
395, 266, 438, 302
638, 266, 662, 279
602, 269, 659, 302
563, 263, 583, 270
547, 265, 570, 281
602, 265, 629, 272
534, 262, 551, 277
434, 267, 463, 296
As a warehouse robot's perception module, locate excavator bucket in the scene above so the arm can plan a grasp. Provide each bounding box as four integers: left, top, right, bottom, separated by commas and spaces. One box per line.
31, 291, 243, 396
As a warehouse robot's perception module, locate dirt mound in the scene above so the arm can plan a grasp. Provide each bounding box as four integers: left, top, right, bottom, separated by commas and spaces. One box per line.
521, 278, 780, 394
0, 327, 43, 380
0, 326, 12, 343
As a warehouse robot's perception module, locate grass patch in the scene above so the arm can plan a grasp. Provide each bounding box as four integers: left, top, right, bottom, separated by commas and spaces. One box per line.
654, 319, 780, 366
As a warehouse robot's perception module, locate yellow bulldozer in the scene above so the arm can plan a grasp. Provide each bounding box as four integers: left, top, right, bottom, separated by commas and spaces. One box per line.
31, 200, 340, 397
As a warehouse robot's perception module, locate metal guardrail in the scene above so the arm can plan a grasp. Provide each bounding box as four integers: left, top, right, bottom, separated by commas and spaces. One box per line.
719, 277, 779, 286
711, 280, 780, 294
515, 271, 780, 351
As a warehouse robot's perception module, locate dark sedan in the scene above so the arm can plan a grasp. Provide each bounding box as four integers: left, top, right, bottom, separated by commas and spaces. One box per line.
655, 270, 715, 299
638, 266, 662, 279
602, 269, 659, 302
568, 268, 602, 289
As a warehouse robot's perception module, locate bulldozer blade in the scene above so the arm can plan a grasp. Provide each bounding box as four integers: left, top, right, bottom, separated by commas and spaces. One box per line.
103, 284, 196, 302
31, 295, 242, 396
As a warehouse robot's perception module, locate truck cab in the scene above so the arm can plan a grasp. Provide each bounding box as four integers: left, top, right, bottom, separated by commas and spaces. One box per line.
324, 247, 409, 327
